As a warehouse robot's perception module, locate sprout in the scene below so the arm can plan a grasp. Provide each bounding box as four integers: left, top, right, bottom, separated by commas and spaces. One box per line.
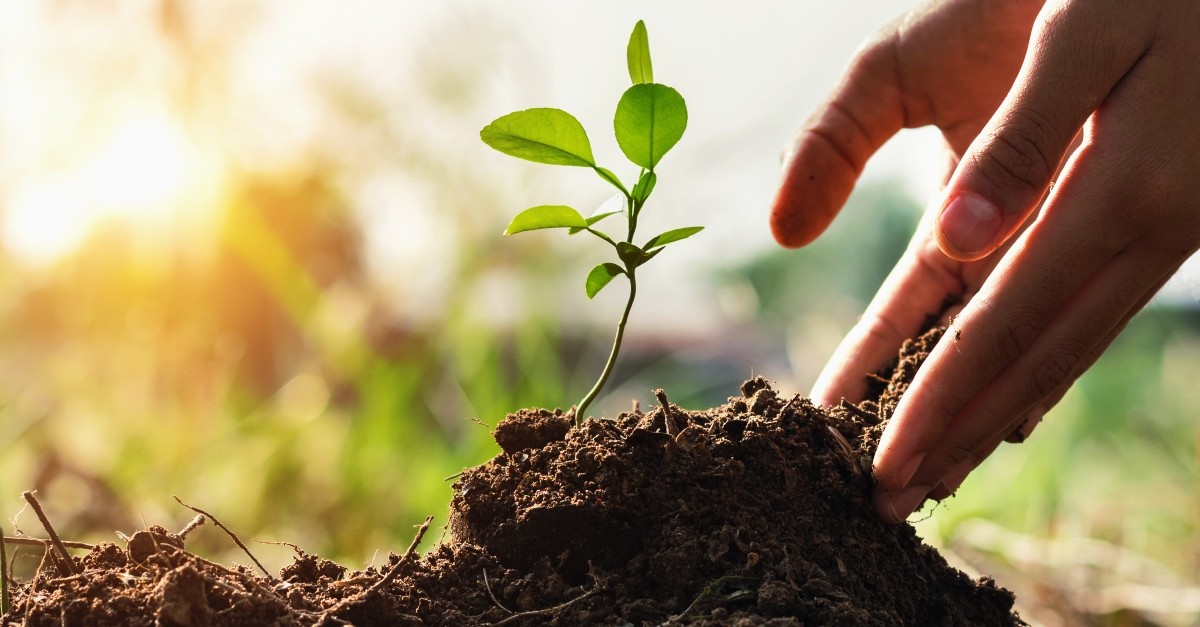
481, 20, 702, 424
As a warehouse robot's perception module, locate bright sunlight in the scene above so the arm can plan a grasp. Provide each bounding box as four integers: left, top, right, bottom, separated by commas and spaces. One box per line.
2, 109, 198, 264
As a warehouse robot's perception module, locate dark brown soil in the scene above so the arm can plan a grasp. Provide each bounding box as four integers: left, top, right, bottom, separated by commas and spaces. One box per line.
1, 328, 1024, 626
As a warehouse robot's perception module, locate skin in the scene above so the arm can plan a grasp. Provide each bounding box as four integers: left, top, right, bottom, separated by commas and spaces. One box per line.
770, 0, 1200, 523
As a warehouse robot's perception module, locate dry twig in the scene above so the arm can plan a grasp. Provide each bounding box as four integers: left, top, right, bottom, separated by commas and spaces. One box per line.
326, 515, 433, 617
839, 398, 880, 423
366, 515, 432, 594
21, 491, 80, 576
177, 515, 206, 540
655, 388, 679, 436
172, 496, 272, 580
777, 395, 801, 421
1, 537, 94, 551
1, 522, 9, 616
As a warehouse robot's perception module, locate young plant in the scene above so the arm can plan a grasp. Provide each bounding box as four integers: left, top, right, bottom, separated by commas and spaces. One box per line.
481, 20, 701, 424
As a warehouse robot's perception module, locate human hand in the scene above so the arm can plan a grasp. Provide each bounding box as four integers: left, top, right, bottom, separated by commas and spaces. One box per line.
771, 0, 1200, 523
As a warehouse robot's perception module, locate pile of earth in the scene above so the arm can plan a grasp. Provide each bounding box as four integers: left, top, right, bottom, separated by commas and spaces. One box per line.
0, 328, 1023, 626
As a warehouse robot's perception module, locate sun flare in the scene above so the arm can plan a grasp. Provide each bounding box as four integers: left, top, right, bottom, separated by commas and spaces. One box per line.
3, 110, 198, 264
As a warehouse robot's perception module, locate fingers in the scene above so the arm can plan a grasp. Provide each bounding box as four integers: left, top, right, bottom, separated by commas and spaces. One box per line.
873, 132, 1199, 523
900, 254, 1172, 511
923, 272, 1164, 502
770, 35, 907, 248
934, 0, 1151, 261
1002, 284, 1153, 444
810, 211, 965, 406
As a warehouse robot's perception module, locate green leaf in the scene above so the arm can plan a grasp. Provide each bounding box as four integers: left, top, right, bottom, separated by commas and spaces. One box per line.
626, 20, 653, 84
644, 226, 703, 249
616, 242, 644, 267
594, 166, 630, 196
505, 205, 587, 234
616, 241, 661, 268
481, 108, 596, 167
614, 84, 687, 170
569, 211, 622, 235
587, 211, 623, 226
586, 263, 625, 299
632, 170, 657, 205
639, 247, 663, 267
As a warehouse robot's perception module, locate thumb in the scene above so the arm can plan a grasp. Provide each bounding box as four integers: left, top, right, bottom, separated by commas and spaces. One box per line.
770, 37, 907, 248
934, 1, 1147, 261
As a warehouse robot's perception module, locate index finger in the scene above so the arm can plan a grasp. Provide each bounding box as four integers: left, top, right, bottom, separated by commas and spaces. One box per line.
770, 36, 907, 248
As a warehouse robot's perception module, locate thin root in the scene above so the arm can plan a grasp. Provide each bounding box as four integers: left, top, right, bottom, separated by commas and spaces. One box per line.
491, 587, 599, 626
482, 568, 513, 614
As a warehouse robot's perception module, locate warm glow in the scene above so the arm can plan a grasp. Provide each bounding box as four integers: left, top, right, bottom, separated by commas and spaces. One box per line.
3, 110, 197, 264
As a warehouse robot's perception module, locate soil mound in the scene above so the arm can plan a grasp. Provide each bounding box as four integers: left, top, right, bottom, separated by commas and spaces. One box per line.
1, 328, 1024, 626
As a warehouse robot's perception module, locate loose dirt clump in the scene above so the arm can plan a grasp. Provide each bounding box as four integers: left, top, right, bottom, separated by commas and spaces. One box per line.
1, 328, 1024, 625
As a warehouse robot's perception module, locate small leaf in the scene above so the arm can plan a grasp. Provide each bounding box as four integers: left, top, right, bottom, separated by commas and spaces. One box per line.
594, 166, 630, 196
586, 263, 625, 299
616, 242, 645, 267
505, 205, 587, 234
481, 108, 595, 167
644, 226, 703, 250
626, 20, 653, 84
638, 247, 663, 267
569, 211, 623, 235
587, 211, 622, 225
570, 194, 626, 234
614, 84, 687, 170
632, 170, 657, 205
615, 242, 661, 268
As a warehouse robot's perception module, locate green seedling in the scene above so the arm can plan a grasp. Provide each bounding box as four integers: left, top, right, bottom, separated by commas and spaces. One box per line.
482, 20, 701, 424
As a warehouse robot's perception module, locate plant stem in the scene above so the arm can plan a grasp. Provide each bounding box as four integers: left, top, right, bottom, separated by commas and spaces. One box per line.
575, 271, 637, 424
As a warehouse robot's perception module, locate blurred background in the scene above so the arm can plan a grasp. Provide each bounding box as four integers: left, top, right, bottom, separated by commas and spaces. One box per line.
0, 1, 1196, 625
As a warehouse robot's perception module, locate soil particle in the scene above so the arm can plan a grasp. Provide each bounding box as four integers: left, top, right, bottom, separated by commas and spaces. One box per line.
492, 408, 572, 455
2, 327, 1023, 626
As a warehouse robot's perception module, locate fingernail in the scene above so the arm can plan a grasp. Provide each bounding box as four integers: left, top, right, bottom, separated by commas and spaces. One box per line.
895, 453, 926, 487
939, 193, 1002, 255
940, 461, 973, 495
873, 451, 925, 490
876, 485, 929, 524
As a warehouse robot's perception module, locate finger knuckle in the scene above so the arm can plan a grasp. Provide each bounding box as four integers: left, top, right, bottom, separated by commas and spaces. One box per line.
941, 445, 978, 472
978, 109, 1061, 194
1029, 349, 1080, 399
987, 305, 1044, 364
1106, 160, 1200, 252
860, 311, 906, 348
